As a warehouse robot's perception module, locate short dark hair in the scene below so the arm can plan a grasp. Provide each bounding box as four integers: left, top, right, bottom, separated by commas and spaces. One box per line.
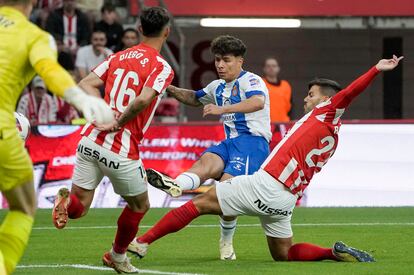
210, 35, 247, 57
101, 3, 116, 13
308, 78, 342, 97
140, 7, 171, 37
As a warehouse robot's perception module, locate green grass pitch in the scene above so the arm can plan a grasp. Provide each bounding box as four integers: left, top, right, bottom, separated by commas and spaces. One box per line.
2, 207, 413, 275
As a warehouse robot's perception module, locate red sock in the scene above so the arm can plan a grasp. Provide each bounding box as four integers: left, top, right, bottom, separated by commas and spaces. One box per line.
138, 200, 200, 244
288, 243, 338, 261
67, 194, 85, 219
113, 206, 145, 254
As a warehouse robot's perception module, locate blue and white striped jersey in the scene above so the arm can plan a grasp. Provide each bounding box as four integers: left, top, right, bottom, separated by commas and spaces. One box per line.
195, 71, 271, 142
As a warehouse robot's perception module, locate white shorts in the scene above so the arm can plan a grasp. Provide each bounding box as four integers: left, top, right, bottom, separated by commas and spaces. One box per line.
72, 137, 147, 196
216, 169, 298, 238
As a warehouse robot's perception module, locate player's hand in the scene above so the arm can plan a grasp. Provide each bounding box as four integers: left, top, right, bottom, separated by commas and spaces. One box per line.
203, 104, 224, 117
376, 55, 404, 71
93, 119, 121, 132
64, 86, 115, 124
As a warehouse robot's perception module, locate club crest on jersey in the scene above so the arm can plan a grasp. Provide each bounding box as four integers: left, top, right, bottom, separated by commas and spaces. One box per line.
232, 85, 238, 96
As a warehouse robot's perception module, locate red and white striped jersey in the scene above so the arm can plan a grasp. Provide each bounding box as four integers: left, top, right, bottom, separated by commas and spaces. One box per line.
81, 43, 174, 159
262, 66, 380, 196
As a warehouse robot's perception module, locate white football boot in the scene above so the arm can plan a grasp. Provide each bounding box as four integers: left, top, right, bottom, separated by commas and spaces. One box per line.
127, 238, 149, 259
220, 240, 236, 260
102, 251, 139, 274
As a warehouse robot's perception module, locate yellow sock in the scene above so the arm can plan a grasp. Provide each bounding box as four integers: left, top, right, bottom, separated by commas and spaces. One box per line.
0, 211, 34, 274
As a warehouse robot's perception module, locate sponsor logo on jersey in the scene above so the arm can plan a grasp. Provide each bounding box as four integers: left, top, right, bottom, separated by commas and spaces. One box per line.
77, 144, 120, 169
249, 78, 260, 88
254, 199, 292, 216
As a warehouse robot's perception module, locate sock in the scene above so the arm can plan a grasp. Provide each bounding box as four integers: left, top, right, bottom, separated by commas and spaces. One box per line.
67, 194, 85, 219
175, 172, 201, 190
113, 206, 145, 254
0, 211, 34, 274
219, 217, 237, 243
288, 243, 338, 261
138, 200, 200, 244
110, 247, 127, 262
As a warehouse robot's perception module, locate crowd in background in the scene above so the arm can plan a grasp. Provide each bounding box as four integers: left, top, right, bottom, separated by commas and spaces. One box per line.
18, 0, 293, 125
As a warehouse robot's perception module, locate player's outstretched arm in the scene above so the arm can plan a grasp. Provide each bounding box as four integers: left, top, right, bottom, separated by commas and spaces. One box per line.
203, 95, 265, 117
94, 86, 157, 132
330, 55, 403, 109
167, 85, 202, 107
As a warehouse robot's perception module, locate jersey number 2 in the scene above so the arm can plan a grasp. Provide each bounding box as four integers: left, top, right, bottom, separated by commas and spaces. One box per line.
109, 68, 139, 112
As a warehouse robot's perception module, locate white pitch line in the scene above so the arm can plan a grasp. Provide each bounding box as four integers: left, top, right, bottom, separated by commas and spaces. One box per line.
17, 264, 206, 275
32, 222, 414, 230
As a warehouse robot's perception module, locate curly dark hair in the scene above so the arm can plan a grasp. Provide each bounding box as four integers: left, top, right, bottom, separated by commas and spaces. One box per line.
308, 78, 342, 96
210, 35, 247, 57
140, 7, 171, 37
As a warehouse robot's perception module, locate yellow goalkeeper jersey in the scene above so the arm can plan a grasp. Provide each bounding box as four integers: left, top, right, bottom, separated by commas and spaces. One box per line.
0, 6, 57, 129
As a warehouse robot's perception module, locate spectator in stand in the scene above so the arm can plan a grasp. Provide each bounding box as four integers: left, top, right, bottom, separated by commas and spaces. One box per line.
53, 95, 79, 124
56, 37, 76, 74
30, 0, 62, 28
46, 0, 91, 55
262, 57, 292, 122
75, 30, 113, 79
114, 28, 139, 52
17, 76, 57, 125
77, 0, 103, 33
94, 3, 123, 52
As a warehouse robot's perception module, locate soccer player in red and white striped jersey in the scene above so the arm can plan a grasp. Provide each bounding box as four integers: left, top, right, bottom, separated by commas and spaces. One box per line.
52, 7, 174, 273
128, 55, 402, 263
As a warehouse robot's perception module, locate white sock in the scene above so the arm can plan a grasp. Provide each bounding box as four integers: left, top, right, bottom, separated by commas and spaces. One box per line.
110, 248, 126, 262
220, 217, 237, 243
175, 172, 201, 190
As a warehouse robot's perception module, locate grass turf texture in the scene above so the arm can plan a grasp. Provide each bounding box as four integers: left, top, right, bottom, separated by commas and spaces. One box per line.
1, 207, 413, 275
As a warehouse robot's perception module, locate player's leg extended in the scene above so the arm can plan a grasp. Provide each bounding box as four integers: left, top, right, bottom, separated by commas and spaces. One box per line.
0, 132, 36, 274
218, 173, 237, 260
53, 139, 102, 229
176, 152, 225, 190
288, 242, 375, 262
129, 186, 223, 258
218, 135, 269, 260
146, 152, 225, 197
104, 192, 149, 273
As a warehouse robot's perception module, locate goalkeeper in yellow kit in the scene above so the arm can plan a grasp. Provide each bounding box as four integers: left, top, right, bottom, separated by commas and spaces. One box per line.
0, 1, 114, 274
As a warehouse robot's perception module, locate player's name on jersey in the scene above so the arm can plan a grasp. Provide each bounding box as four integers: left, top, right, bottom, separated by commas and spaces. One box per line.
119, 50, 149, 65
0, 15, 14, 28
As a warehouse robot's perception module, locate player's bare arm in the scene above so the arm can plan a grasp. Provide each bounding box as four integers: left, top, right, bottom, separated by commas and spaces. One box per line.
95, 86, 157, 132
203, 94, 265, 117
78, 72, 105, 98
167, 85, 202, 107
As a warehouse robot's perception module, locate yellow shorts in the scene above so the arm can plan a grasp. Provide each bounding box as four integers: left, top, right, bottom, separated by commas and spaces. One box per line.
0, 127, 33, 191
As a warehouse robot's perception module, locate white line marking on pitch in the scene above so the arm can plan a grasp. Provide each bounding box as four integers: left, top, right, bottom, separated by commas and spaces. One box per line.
32, 222, 414, 230
17, 264, 206, 275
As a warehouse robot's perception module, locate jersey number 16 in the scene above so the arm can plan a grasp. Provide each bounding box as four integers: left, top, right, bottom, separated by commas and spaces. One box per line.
109, 68, 139, 112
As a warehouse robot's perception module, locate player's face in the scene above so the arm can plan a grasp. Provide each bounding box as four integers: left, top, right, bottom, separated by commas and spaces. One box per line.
303, 85, 330, 113
215, 54, 243, 82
